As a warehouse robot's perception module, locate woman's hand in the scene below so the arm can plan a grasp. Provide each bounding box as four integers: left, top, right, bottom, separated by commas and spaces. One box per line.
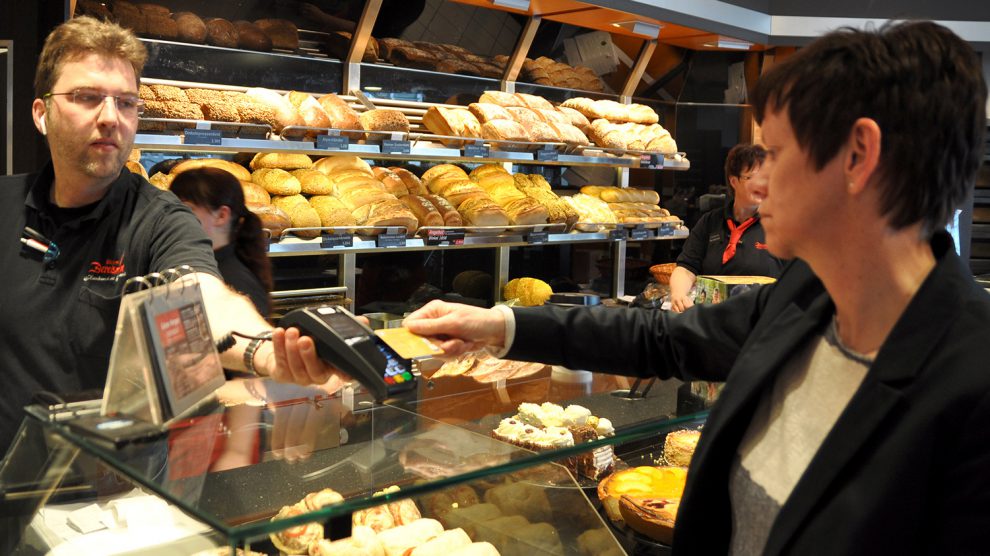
671, 294, 695, 313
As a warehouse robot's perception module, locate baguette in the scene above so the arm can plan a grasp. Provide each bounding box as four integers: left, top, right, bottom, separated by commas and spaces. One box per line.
422, 194, 463, 226
170, 158, 250, 181
598, 186, 661, 204
400, 195, 444, 227
388, 167, 426, 196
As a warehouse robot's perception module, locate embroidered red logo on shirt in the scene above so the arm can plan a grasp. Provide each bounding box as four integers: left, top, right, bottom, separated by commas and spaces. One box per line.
85, 256, 126, 282
755, 242, 768, 250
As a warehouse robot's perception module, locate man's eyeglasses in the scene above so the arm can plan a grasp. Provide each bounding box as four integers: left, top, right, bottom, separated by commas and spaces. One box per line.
43, 89, 144, 116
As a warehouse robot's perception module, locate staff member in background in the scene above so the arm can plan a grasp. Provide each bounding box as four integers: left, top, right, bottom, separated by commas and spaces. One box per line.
405, 21, 990, 554
669, 143, 783, 312
0, 17, 347, 457
171, 167, 273, 316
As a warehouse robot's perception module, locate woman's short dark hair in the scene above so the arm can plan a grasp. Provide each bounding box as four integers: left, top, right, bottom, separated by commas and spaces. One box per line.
753, 21, 986, 236
725, 143, 767, 185
170, 167, 274, 296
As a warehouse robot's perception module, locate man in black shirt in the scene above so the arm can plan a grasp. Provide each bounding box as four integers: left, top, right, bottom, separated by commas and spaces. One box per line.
0, 17, 346, 454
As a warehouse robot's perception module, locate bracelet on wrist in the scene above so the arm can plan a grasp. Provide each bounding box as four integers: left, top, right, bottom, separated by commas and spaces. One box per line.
244, 330, 273, 375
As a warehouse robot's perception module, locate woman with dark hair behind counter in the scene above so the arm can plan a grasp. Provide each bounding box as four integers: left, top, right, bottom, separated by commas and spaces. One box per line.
170, 167, 273, 315
669, 143, 783, 312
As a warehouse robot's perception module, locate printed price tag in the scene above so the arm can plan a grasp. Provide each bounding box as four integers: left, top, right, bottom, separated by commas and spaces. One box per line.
317, 134, 350, 150
658, 223, 675, 237
424, 229, 465, 246
184, 129, 222, 145
608, 229, 627, 241
464, 144, 490, 158
377, 232, 406, 248
536, 147, 559, 162
639, 153, 664, 169
629, 226, 651, 240
526, 230, 549, 244
382, 140, 411, 154
321, 233, 353, 248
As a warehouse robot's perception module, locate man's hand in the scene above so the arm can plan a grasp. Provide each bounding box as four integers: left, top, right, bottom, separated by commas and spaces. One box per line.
670, 294, 694, 313
257, 327, 349, 387
403, 300, 507, 357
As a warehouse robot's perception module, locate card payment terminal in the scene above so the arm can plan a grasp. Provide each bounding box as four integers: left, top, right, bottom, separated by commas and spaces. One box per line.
279, 306, 416, 402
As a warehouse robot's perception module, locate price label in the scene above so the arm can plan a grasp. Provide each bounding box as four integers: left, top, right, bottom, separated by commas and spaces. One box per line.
536, 147, 559, 162
658, 223, 675, 237
184, 129, 222, 145
321, 233, 353, 248
608, 229, 627, 241
629, 226, 651, 240
526, 230, 549, 244
464, 144, 489, 158
639, 153, 664, 169
317, 134, 350, 150
424, 229, 466, 246
382, 140, 411, 154
376, 232, 406, 248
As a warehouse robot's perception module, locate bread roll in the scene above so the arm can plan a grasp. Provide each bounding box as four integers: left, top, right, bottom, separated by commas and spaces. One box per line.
240, 179, 271, 206
250, 152, 313, 170
400, 195, 443, 227
359, 109, 410, 140
313, 155, 373, 176
372, 167, 409, 197
234, 20, 272, 51
170, 158, 250, 181
423, 194, 462, 226
291, 169, 333, 195
173, 12, 206, 44
205, 18, 238, 48
286, 91, 332, 131
310, 195, 358, 231
244, 87, 304, 132
272, 196, 321, 238
254, 18, 298, 50
316, 94, 364, 138
251, 168, 302, 195
388, 167, 426, 196
478, 90, 524, 107
250, 204, 292, 237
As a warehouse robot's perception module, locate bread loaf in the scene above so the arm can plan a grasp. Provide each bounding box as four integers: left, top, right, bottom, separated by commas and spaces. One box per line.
378, 37, 413, 59
422, 164, 468, 187
547, 122, 589, 146
422, 194, 462, 226
352, 199, 418, 234
468, 103, 513, 124
173, 12, 206, 43
244, 87, 303, 132
597, 186, 661, 204
516, 93, 554, 111
240, 180, 271, 206
359, 109, 410, 136
338, 186, 393, 211
457, 196, 509, 228
143, 14, 179, 40
517, 120, 560, 143
442, 182, 487, 208
400, 195, 444, 227
252, 168, 302, 195
316, 94, 363, 138
205, 18, 238, 48
313, 155, 373, 176
422, 107, 482, 145
310, 195, 358, 231
481, 120, 529, 143
478, 91, 524, 107
254, 18, 298, 50
286, 91, 332, 131
557, 106, 591, 131
250, 152, 313, 170
388, 46, 438, 70
234, 20, 272, 51
290, 169, 333, 195
372, 167, 409, 197
388, 167, 426, 196
170, 158, 250, 181
250, 205, 292, 237
137, 3, 169, 17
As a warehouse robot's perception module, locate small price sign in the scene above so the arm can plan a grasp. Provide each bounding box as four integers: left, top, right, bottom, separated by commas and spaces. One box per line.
376, 232, 407, 248
658, 223, 675, 237
382, 140, 411, 154
321, 233, 353, 248
526, 230, 549, 244
464, 143, 489, 158
608, 229, 627, 241
536, 146, 559, 162
639, 153, 664, 169
317, 134, 350, 150
629, 226, 651, 240
424, 229, 465, 246
184, 129, 222, 145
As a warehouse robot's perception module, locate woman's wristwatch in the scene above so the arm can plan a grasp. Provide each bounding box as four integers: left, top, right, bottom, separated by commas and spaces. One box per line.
244, 330, 274, 375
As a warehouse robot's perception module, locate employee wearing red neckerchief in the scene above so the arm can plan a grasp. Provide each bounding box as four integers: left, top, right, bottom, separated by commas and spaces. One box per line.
670, 143, 784, 312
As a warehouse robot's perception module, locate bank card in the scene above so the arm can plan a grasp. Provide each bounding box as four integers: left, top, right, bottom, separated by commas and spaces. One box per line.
374, 327, 445, 359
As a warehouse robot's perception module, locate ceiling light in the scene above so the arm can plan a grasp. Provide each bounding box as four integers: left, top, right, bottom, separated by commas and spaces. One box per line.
492, 0, 530, 11
611, 20, 662, 39
703, 37, 752, 50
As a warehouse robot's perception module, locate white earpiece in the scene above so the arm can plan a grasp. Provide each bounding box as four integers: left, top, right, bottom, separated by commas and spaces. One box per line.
39, 117, 47, 136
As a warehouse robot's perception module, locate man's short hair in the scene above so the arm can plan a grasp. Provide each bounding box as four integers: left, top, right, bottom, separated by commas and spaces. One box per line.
724, 143, 767, 186
753, 21, 987, 236
34, 16, 147, 99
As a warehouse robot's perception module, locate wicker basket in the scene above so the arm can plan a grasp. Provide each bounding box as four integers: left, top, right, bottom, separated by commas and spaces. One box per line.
649, 263, 677, 285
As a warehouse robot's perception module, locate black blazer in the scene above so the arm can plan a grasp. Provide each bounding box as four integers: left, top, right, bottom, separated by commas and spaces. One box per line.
508, 232, 990, 555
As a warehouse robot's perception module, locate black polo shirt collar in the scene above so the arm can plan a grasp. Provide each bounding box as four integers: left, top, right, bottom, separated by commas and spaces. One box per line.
26, 162, 132, 231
